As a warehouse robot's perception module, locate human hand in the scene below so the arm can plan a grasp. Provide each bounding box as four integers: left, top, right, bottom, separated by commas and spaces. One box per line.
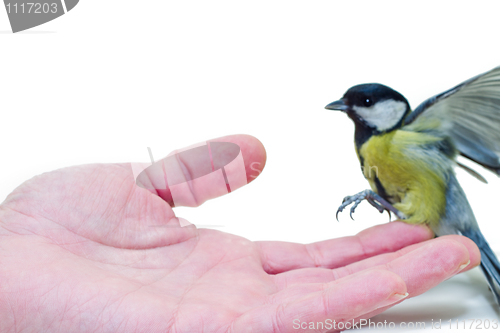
0, 134, 480, 333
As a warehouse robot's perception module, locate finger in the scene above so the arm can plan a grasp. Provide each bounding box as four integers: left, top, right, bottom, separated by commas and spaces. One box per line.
230, 269, 408, 333
352, 236, 478, 324
272, 235, 479, 291
256, 221, 433, 274
135, 134, 266, 207
379, 237, 473, 296
264, 237, 472, 330
344, 234, 480, 275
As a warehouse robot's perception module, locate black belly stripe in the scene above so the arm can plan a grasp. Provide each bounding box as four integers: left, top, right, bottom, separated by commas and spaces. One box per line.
358, 154, 365, 174
374, 176, 390, 201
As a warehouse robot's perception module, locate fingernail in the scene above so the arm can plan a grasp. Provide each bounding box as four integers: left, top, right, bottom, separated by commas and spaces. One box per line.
457, 260, 471, 273
376, 292, 409, 309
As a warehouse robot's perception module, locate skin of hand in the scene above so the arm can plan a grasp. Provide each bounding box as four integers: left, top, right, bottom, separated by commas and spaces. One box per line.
0, 134, 480, 333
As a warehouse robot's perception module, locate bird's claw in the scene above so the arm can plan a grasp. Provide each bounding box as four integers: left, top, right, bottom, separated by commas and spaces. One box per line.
336, 189, 403, 222
366, 197, 392, 220
336, 190, 370, 221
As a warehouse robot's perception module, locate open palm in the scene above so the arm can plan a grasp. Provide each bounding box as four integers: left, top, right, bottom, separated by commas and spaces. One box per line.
0, 135, 479, 333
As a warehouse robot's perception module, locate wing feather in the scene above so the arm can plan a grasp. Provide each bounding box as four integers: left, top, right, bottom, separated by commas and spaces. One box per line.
404, 66, 500, 175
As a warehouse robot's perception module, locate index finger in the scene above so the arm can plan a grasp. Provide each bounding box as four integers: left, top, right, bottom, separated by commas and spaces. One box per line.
135, 134, 266, 207
256, 221, 434, 274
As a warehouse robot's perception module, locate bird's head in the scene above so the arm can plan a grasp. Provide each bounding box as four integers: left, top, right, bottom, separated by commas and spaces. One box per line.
325, 83, 411, 132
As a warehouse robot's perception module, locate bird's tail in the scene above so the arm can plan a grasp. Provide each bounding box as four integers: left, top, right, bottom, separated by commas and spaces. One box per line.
461, 228, 500, 304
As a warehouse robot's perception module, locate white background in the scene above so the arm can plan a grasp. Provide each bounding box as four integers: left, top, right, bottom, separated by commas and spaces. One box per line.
1, 0, 500, 330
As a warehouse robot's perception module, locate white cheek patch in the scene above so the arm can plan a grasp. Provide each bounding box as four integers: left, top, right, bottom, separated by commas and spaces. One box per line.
353, 100, 407, 131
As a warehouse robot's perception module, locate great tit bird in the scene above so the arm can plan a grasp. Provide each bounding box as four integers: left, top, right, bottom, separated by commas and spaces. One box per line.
326, 66, 500, 305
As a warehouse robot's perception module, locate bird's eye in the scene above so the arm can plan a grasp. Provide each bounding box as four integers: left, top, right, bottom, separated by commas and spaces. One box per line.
363, 98, 373, 107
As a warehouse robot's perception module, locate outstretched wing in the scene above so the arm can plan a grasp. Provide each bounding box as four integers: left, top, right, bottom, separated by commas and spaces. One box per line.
404, 66, 500, 175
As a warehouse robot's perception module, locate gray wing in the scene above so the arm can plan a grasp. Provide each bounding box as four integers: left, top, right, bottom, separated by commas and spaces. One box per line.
404, 66, 500, 175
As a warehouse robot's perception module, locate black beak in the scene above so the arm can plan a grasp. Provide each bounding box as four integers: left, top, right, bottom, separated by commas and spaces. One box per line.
325, 99, 348, 112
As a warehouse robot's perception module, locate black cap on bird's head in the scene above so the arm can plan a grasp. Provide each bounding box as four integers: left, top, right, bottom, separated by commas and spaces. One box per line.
325, 83, 411, 133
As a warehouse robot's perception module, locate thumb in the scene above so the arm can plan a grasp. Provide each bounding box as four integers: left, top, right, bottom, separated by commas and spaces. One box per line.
135, 134, 266, 207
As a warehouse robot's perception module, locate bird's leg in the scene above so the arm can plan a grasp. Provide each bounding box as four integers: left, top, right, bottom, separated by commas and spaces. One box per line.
336, 189, 406, 221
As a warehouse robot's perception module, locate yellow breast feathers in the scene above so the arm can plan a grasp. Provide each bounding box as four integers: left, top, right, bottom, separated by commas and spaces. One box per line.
358, 130, 454, 226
